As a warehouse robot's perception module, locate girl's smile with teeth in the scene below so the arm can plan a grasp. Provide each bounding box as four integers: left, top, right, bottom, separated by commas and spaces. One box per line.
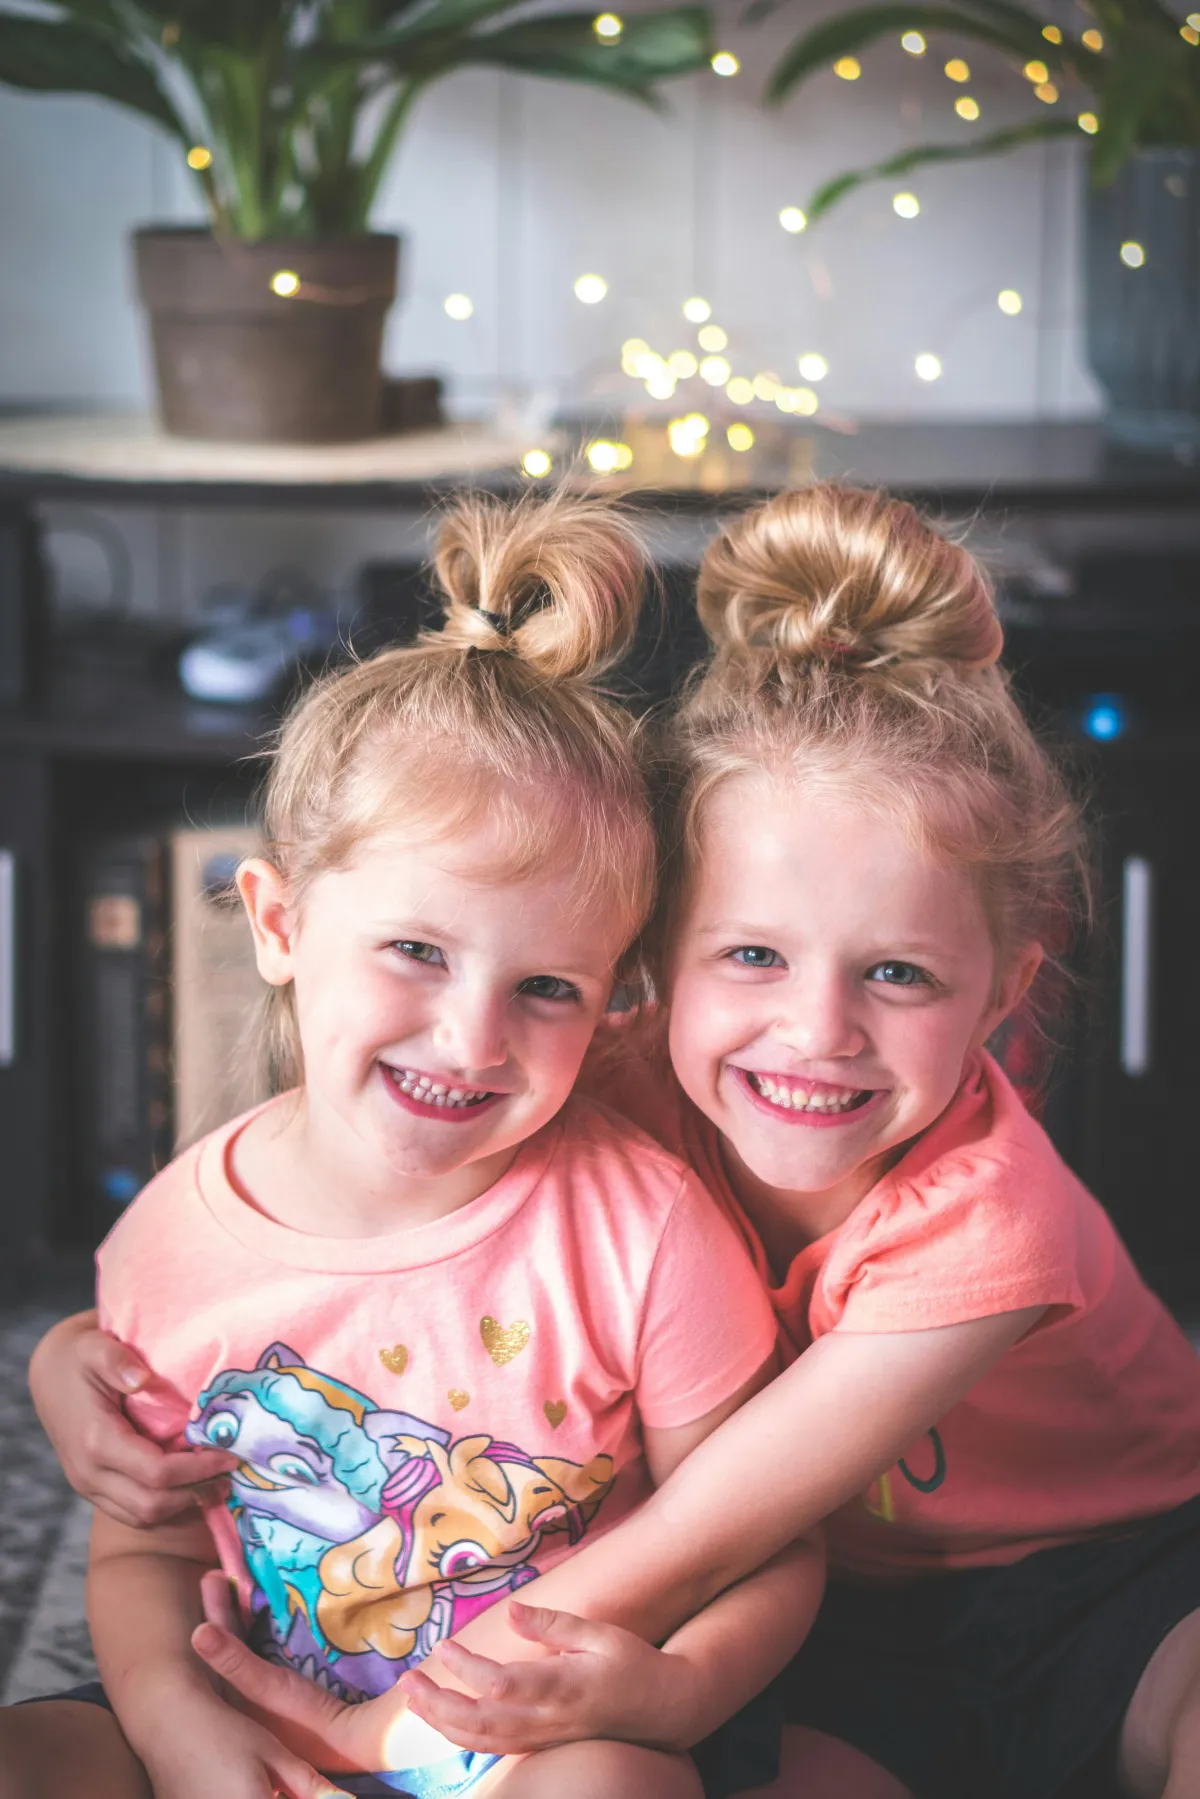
742, 1070, 875, 1117
382, 1062, 502, 1120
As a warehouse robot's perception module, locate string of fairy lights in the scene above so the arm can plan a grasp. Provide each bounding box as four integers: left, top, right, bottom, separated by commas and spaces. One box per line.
175, 4, 1199, 472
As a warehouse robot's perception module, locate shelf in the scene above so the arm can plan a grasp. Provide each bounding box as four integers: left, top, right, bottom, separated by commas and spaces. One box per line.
1, 412, 1200, 511
0, 665, 274, 762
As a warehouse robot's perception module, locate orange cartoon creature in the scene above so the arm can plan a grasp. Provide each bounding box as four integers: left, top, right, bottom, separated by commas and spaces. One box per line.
315, 1433, 615, 1663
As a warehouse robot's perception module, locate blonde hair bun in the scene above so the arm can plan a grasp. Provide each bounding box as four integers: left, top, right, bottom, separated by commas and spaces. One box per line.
434, 491, 645, 681
698, 483, 1003, 673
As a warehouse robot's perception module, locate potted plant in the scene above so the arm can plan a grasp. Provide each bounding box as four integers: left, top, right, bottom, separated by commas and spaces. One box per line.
0, 0, 713, 442
758, 0, 1200, 448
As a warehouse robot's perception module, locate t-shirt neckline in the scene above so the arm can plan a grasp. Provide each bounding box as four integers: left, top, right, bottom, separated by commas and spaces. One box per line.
194, 1094, 564, 1273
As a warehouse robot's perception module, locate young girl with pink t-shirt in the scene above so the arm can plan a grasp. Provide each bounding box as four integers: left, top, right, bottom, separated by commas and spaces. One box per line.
0, 493, 822, 1799
30, 485, 1200, 1799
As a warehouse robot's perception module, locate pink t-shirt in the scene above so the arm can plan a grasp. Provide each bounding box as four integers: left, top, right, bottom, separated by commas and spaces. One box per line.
590, 1041, 1200, 1576
97, 1092, 776, 1699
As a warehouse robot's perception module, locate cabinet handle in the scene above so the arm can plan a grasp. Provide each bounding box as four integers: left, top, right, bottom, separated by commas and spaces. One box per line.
0, 849, 12, 1068
1120, 855, 1153, 1078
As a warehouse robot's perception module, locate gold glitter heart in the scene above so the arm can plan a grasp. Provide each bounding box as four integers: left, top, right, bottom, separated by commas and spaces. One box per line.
544, 1400, 567, 1429
448, 1389, 470, 1411
480, 1315, 530, 1366
378, 1345, 408, 1376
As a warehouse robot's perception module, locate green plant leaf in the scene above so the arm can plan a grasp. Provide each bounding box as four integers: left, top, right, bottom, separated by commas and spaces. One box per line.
805, 115, 1081, 220
376, 0, 536, 45
449, 8, 713, 88
763, 4, 1070, 103
0, 14, 180, 130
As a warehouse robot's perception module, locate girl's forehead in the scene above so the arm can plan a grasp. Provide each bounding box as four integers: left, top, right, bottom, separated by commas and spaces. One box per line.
691, 778, 986, 942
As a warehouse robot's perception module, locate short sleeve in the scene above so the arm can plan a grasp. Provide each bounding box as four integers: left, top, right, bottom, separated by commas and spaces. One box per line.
634, 1170, 778, 1429
823, 1143, 1086, 1336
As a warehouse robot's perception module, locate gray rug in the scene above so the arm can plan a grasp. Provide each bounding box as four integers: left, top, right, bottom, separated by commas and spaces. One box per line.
0, 1305, 96, 1703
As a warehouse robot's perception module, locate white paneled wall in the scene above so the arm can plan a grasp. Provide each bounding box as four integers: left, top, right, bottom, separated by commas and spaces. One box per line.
0, 1, 1102, 421
0, 1, 1104, 614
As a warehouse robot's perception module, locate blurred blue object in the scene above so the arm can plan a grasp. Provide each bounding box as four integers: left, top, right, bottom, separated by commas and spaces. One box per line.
178, 570, 343, 704
1082, 695, 1128, 741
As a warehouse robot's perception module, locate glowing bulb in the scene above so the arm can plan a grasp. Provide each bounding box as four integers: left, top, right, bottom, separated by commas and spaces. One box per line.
893, 191, 920, 218
593, 12, 622, 37
955, 96, 980, 120
1082, 28, 1103, 50
774, 388, 798, 413
712, 51, 740, 75
522, 449, 552, 478
683, 296, 712, 323
1024, 59, 1049, 83
668, 349, 699, 378
621, 337, 649, 373
834, 56, 861, 79
727, 423, 755, 451
779, 206, 808, 234
753, 371, 781, 401
1042, 23, 1063, 41
667, 414, 709, 457
797, 352, 828, 381
997, 288, 1023, 315
901, 31, 926, 54
697, 324, 728, 352
726, 376, 755, 404
1183, 23, 1199, 43
700, 355, 732, 386
915, 352, 942, 381
186, 145, 212, 170
1189, 14, 1200, 26
944, 58, 970, 81
444, 292, 474, 319
613, 442, 634, 471
574, 273, 608, 304
794, 387, 819, 415
1078, 111, 1099, 133
645, 370, 677, 399
586, 440, 621, 474
1120, 240, 1145, 268
270, 269, 300, 297
1035, 81, 1059, 102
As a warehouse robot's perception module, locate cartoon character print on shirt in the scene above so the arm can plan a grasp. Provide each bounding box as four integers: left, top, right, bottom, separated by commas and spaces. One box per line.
863, 1427, 947, 1523
186, 1344, 615, 1699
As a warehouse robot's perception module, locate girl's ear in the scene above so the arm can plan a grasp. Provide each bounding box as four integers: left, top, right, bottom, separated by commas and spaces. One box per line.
236, 859, 298, 988
973, 940, 1045, 1048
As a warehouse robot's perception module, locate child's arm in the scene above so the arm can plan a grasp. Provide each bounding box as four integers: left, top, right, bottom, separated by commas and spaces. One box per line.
87, 1508, 344, 1799
30, 1310, 236, 1527
192, 1304, 1039, 1768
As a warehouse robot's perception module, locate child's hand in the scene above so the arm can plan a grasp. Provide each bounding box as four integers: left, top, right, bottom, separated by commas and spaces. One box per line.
399, 1600, 700, 1755
192, 1619, 404, 1773
28, 1312, 237, 1527
134, 1680, 351, 1799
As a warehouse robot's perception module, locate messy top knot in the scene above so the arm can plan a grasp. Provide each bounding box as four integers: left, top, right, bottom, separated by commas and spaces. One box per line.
434, 491, 644, 680
660, 480, 1090, 1007
256, 488, 655, 1090
698, 484, 1003, 675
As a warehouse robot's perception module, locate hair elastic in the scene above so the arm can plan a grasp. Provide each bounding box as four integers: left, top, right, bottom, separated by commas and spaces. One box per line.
478, 608, 513, 636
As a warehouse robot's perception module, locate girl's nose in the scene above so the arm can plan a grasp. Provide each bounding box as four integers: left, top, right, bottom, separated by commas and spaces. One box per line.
775, 971, 866, 1061
432, 986, 509, 1075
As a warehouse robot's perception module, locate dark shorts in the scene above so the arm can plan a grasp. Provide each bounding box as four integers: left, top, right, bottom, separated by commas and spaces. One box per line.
774, 1493, 1200, 1799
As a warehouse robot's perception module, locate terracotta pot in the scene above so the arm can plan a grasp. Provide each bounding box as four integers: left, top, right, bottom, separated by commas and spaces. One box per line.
134, 229, 400, 443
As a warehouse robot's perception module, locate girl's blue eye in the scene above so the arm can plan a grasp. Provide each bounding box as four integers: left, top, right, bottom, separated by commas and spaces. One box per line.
396, 941, 445, 967
518, 974, 581, 1003
730, 946, 784, 969
868, 960, 929, 988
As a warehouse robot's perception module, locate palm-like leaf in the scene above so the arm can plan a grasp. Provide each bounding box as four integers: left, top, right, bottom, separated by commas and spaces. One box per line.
0, 14, 180, 130
763, 3, 1073, 102
806, 116, 1080, 221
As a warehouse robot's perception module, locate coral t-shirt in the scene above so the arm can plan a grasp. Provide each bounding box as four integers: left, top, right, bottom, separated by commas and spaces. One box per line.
96, 1092, 776, 1701
590, 1042, 1200, 1576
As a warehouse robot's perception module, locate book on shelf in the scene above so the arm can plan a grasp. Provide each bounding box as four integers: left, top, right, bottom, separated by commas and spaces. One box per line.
170, 824, 268, 1150
78, 834, 173, 1225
